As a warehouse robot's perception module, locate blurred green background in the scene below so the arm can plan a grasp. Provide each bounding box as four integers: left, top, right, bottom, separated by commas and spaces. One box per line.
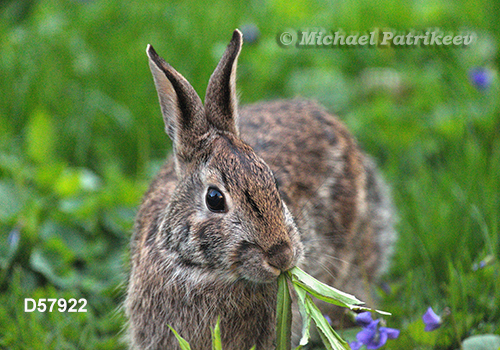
0, 0, 499, 349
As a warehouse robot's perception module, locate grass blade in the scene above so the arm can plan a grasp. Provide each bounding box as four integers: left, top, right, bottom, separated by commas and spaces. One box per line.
290, 267, 390, 316
276, 273, 292, 350
293, 283, 312, 347
168, 325, 192, 350
304, 295, 349, 350
289, 267, 363, 309
211, 317, 222, 350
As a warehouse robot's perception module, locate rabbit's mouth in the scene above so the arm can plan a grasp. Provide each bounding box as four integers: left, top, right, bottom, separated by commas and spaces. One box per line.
230, 241, 298, 283
261, 260, 282, 278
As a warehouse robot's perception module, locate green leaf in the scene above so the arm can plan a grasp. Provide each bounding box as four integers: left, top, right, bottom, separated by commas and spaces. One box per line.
462, 334, 500, 350
289, 267, 364, 309
30, 246, 76, 289
211, 317, 222, 350
293, 284, 311, 347
0, 181, 24, 221
406, 318, 438, 346
276, 273, 292, 350
25, 108, 56, 164
168, 325, 192, 350
54, 167, 100, 197
304, 294, 349, 350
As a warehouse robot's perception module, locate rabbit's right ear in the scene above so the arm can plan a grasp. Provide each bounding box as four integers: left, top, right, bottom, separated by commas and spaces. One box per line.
147, 45, 209, 176
204, 29, 242, 137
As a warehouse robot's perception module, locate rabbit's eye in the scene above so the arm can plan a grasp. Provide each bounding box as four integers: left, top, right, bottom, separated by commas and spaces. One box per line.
206, 187, 226, 213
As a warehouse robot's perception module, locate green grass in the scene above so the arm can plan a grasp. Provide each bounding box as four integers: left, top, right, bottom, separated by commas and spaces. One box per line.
0, 0, 499, 348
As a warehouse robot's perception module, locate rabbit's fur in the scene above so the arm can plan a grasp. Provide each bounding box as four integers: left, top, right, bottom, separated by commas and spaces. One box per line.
126, 29, 396, 350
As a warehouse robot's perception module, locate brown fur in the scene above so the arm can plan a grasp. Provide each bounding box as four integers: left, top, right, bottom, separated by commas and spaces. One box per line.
126, 30, 396, 350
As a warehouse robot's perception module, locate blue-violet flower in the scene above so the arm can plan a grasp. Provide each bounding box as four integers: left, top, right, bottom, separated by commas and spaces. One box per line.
422, 307, 442, 331
350, 312, 400, 349
469, 67, 492, 90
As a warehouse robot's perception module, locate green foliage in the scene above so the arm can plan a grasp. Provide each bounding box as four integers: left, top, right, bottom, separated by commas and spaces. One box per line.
302, 296, 347, 350
174, 267, 361, 350
278, 268, 359, 350
0, 268, 125, 349
0, 0, 499, 349
168, 325, 192, 350
276, 273, 292, 350
289, 266, 364, 311
211, 317, 222, 350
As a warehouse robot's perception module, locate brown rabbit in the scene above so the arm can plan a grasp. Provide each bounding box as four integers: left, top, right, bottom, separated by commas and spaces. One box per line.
125, 29, 396, 350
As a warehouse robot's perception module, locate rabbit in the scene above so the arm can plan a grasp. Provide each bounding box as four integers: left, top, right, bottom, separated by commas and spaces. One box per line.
125, 29, 396, 350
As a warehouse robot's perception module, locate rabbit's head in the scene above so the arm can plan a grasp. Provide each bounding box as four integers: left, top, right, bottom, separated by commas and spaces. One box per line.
147, 30, 303, 284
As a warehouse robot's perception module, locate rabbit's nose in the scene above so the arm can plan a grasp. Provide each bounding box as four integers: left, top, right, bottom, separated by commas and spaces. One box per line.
265, 241, 295, 272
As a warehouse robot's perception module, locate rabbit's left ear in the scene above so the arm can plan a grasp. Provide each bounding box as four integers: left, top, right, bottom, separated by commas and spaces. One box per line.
147, 45, 209, 176
204, 29, 243, 137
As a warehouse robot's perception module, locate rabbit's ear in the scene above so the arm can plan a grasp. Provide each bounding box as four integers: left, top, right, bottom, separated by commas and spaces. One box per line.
147, 45, 209, 174
204, 29, 243, 137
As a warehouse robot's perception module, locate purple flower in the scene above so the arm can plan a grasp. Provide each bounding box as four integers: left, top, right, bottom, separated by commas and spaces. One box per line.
469, 67, 492, 90
351, 312, 400, 349
324, 314, 332, 325
422, 307, 442, 331
350, 340, 363, 350
473, 256, 493, 271
8, 228, 20, 251
357, 321, 400, 349
356, 312, 375, 327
